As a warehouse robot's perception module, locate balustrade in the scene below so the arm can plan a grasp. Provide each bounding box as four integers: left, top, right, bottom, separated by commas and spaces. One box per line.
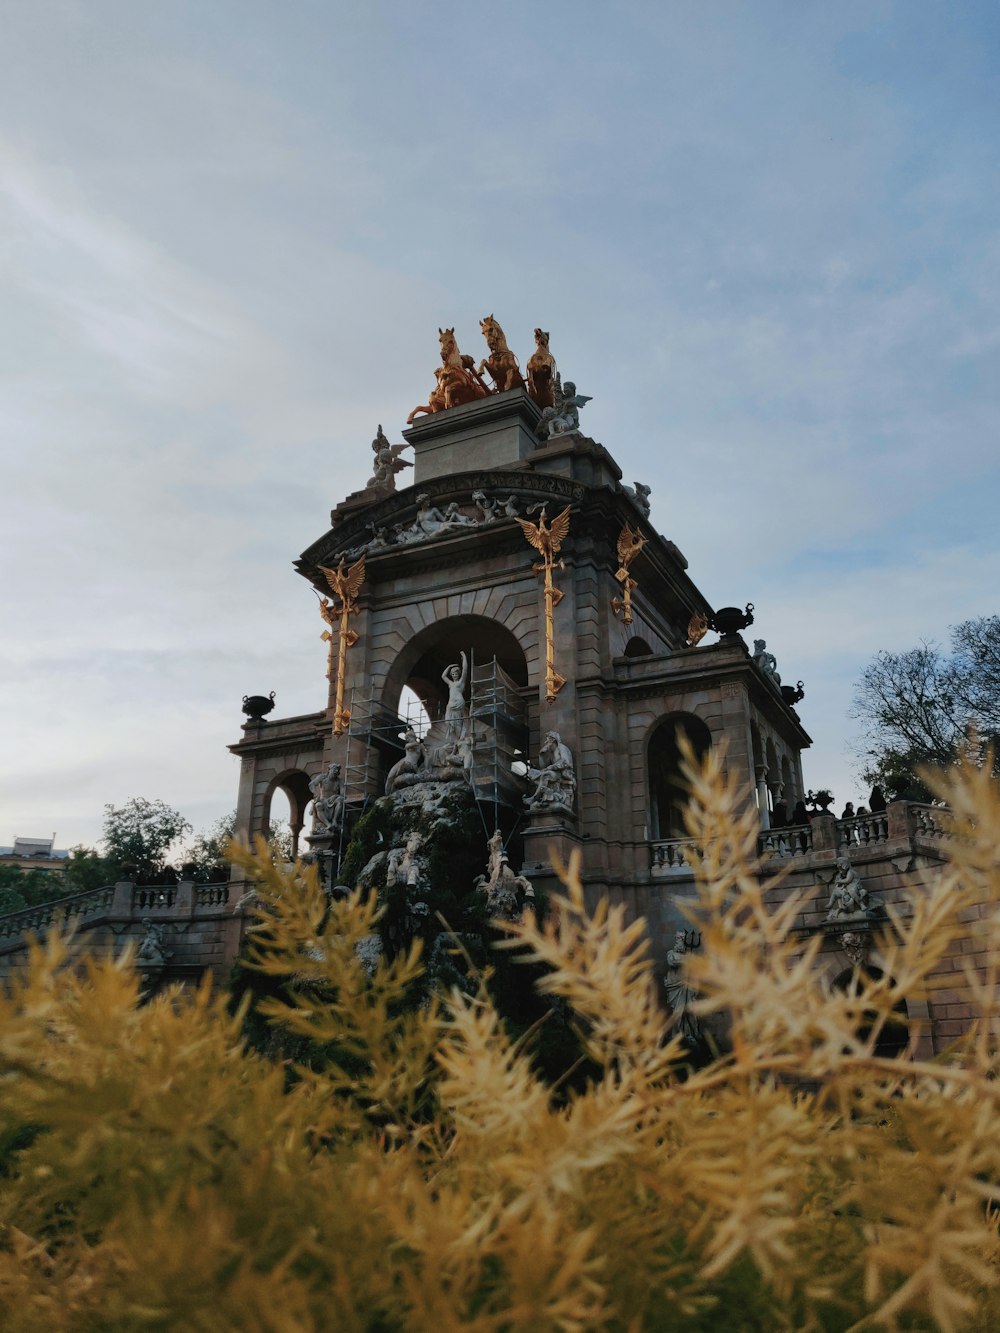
650, 839, 698, 873
837, 813, 889, 849
196, 884, 230, 907
131, 886, 176, 911
910, 803, 949, 839
758, 823, 812, 858
0, 885, 115, 940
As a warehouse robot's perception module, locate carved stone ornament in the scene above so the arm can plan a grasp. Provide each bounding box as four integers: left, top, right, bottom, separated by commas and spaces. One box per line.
663, 927, 702, 1043
524, 731, 576, 814
365, 425, 411, 495
475, 828, 535, 921
622, 480, 651, 517
824, 856, 884, 922
752, 639, 781, 685
537, 372, 592, 440
309, 762, 346, 835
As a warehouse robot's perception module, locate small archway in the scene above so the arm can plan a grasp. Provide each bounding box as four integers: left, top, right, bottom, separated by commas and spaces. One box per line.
263, 770, 313, 860
832, 965, 910, 1059
648, 713, 713, 840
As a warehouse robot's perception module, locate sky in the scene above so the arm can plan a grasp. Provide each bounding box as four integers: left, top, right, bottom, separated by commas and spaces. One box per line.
1, 1, 998, 849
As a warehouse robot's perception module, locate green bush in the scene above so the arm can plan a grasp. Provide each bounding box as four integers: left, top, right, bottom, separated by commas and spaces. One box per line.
1, 749, 999, 1329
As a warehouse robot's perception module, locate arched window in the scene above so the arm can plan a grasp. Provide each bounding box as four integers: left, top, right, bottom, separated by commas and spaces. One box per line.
648, 713, 712, 840
263, 770, 313, 860
624, 637, 653, 658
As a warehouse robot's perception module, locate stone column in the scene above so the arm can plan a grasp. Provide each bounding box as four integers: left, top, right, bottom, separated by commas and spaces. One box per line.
755, 766, 770, 831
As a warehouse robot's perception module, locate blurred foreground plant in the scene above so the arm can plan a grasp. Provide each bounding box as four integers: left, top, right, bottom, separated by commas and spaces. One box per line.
1, 749, 999, 1330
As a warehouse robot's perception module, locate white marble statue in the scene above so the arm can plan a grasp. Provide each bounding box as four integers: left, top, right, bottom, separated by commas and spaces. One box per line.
475, 828, 535, 920
309, 762, 346, 833
663, 928, 701, 1043
385, 728, 425, 794
137, 918, 172, 967
524, 730, 576, 813
825, 856, 880, 920
441, 651, 469, 743
365, 425, 411, 494
623, 480, 651, 517
538, 374, 592, 440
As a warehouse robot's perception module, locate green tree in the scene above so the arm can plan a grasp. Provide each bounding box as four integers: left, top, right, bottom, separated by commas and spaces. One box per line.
852, 614, 1000, 797
62, 846, 117, 893
0, 864, 74, 915
102, 798, 192, 882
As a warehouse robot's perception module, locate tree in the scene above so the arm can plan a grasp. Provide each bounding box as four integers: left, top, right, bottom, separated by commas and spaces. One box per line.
102, 798, 192, 883
852, 614, 1000, 797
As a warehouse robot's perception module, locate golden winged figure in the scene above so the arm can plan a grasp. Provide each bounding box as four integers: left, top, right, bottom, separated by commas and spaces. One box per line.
516, 505, 572, 562
616, 522, 646, 574
318, 554, 366, 605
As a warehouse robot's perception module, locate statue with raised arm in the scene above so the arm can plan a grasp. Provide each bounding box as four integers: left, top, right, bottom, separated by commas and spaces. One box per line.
664, 929, 701, 1043
442, 651, 469, 743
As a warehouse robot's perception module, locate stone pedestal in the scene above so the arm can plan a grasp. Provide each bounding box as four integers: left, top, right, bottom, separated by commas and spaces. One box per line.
404, 389, 542, 483
521, 810, 582, 891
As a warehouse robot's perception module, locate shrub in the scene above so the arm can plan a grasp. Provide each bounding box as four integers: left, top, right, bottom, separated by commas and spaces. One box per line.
1, 749, 999, 1329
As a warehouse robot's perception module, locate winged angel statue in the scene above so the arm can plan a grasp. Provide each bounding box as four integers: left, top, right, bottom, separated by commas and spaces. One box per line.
317, 555, 366, 734
538, 374, 592, 440
518, 505, 572, 701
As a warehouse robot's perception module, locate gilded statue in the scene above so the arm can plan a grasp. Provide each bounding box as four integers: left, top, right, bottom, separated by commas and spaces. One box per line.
476, 315, 525, 393
518, 504, 572, 701
611, 522, 647, 626
407, 328, 491, 424
526, 328, 557, 409
317, 555, 366, 735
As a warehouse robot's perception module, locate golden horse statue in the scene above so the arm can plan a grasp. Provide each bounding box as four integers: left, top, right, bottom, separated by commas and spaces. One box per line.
526, 328, 557, 408
477, 315, 525, 393
407, 328, 491, 424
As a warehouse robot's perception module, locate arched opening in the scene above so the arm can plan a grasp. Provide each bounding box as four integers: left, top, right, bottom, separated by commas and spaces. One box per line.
648, 713, 713, 840
382, 614, 529, 724
263, 770, 313, 860
833, 965, 910, 1059
624, 637, 653, 658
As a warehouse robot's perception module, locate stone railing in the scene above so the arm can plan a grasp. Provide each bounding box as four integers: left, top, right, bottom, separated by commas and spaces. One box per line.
131, 885, 177, 911
837, 812, 889, 849
196, 883, 231, 907
909, 803, 950, 839
0, 884, 116, 940
758, 824, 813, 858
650, 839, 699, 873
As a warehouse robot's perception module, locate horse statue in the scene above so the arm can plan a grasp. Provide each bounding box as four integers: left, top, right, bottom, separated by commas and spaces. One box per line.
477, 315, 525, 393
526, 328, 557, 408
407, 328, 491, 424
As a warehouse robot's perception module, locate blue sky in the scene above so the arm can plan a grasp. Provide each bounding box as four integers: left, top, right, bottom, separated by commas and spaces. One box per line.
1, 1, 998, 846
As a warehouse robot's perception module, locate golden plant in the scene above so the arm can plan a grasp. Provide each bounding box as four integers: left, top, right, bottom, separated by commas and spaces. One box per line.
0, 748, 999, 1330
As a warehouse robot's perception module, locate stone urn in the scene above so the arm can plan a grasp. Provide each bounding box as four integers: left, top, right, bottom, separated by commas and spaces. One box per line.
242, 691, 276, 722
781, 680, 805, 706
711, 603, 754, 639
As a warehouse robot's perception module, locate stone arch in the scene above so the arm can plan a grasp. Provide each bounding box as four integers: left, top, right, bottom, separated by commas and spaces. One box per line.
624, 637, 653, 658
647, 712, 713, 840
263, 769, 313, 860
831, 964, 910, 1059
381, 614, 529, 723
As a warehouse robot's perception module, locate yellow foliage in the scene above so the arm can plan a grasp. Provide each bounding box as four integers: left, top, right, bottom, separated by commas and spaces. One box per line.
1, 751, 999, 1330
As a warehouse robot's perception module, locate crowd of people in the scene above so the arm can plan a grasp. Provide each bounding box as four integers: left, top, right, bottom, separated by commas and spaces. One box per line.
770, 785, 887, 830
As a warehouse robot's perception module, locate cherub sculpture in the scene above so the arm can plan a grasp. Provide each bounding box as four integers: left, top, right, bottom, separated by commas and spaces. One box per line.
825, 856, 881, 920
365, 425, 411, 494
538, 373, 592, 439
